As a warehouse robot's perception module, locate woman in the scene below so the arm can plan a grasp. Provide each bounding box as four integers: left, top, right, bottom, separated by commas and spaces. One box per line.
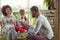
1, 5, 17, 40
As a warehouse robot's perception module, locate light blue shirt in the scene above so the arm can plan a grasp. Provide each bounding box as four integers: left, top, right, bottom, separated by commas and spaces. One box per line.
28, 14, 54, 39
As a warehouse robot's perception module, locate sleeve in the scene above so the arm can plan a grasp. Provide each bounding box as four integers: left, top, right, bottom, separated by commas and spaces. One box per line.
27, 18, 43, 36
43, 16, 54, 39
2, 17, 6, 24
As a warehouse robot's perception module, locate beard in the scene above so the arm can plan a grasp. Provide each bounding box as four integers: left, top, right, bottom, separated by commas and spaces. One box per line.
32, 15, 35, 18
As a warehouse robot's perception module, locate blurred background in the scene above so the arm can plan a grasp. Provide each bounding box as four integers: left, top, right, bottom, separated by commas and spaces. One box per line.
0, 0, 56, 40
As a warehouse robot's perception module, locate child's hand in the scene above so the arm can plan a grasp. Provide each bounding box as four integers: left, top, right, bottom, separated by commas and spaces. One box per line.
20, 21, 30, 30
19, 20, 22, 23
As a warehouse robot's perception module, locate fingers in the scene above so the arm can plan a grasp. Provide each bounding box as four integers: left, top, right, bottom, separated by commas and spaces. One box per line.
10, 19, 15, 25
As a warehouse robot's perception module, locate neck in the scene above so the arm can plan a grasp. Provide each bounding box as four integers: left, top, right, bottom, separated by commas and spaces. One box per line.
6, 15, 10, 18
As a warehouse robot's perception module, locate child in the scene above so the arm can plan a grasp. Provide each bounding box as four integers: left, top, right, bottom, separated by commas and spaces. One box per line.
15, 9, 29, 33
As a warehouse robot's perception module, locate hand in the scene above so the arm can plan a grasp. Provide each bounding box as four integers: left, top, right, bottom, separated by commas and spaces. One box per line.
20, 21, 30, 30
0, 21, 2, 25
10, 19, 15, 25
19, 20, 22, 23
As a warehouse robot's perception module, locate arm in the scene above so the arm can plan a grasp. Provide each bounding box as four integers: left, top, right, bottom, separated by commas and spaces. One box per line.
10, 15, 17, 25
20, 21, 30, 30
20, 18, 43, 35
43, 16, 54, 39
27, 19, 43, 36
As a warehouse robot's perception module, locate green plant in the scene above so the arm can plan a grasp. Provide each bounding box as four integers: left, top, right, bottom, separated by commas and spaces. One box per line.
44, 0, 53, 10
17, 33, 27, 40
44, 0, 52, 6
13, 12, 20, 19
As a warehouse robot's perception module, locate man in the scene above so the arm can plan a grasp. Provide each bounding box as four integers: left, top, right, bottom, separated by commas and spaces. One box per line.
21, 6, 54, 40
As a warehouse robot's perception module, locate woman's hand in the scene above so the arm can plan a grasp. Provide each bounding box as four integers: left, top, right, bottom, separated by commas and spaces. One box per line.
10, 19, 16, 25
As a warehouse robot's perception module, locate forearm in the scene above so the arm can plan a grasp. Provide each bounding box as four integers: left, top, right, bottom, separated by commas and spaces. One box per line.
22, 22, 30, 30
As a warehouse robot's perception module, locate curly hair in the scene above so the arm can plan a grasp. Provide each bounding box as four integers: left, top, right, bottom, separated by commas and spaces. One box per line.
1, 5, 12, 16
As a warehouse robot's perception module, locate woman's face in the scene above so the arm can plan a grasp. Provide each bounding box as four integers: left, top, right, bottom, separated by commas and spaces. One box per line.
5, 7, 11, 16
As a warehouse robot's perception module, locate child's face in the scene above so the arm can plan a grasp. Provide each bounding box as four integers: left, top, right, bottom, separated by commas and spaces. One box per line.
20, 9, 25, 16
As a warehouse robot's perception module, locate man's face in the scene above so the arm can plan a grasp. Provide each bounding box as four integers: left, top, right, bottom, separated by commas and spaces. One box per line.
31, 10, 36, 17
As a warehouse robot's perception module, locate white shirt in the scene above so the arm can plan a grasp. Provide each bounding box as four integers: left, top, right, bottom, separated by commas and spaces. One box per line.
28, 14, 54, 39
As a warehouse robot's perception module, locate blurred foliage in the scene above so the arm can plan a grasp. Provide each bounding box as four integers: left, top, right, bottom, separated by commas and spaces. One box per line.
17, 33, 27, 40
0, 33, 27, 40
44, 0, 52, 6
44, 0, 53, 10
0, 35, 7, 40
13, 12, 20, 19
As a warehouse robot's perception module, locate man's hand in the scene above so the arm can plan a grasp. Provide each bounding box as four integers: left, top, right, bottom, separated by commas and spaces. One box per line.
20, 21, 30, 30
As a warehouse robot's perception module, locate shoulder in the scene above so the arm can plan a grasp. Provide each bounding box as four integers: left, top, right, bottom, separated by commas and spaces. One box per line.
11, 15, 16, 19
38, 14, 47, 22
2, 16, 6, 20
40, 14, 46, 18
2, 16, 6, 22
40, 14, 47, 20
